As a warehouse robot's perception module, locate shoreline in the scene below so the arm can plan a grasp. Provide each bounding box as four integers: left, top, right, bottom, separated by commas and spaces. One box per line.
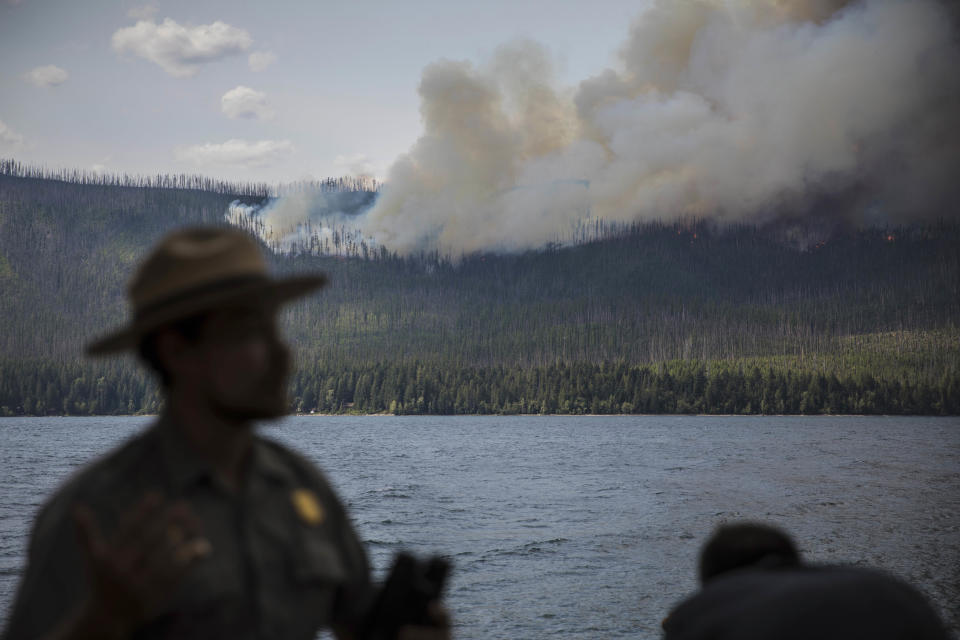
2, 412, 953, 419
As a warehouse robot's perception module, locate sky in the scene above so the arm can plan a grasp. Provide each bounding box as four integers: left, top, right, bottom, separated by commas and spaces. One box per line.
0, 0, 641, 184
3, 0, 958, 255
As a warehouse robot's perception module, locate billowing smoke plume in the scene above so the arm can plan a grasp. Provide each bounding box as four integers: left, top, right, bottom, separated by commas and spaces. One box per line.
226, 187, 376, 253
249, 0, 960, 255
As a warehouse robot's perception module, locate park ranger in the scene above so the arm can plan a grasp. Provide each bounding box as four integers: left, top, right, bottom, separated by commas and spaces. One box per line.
2, 227, 446, 640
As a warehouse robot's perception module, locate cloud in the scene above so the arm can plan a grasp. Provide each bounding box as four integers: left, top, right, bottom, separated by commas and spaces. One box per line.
221, 86, 275, 120
248, 50, 277, 72
24, 65, 68, 87
0, 118, 26, 151
126, 5, 157, 20
176, 139, 293, 168
111, 18, 252, 77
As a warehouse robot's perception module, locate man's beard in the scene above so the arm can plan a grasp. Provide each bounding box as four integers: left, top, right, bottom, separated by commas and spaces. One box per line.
214, 396, 289, 421
211, 374, 290, 422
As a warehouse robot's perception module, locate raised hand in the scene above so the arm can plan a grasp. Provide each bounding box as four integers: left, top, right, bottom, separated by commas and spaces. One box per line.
68, 492, 211, 638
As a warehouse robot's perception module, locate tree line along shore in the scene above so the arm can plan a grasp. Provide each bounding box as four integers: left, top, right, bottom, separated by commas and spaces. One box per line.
3, 355, 957, 417
0, 167, 957, 417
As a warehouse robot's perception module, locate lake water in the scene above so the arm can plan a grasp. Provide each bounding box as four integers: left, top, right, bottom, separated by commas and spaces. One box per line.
1, 416, 958, 637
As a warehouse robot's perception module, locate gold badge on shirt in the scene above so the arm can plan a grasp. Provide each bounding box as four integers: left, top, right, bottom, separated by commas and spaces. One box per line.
291, 488, 325, 526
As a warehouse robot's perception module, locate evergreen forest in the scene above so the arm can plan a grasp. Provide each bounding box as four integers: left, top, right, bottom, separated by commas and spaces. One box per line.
1, 165, 958, 416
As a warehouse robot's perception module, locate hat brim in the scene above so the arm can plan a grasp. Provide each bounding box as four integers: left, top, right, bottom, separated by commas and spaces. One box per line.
85, 274, 327, 356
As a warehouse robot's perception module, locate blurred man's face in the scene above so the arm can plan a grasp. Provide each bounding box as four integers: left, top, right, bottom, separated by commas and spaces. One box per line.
189, 303, 292, 421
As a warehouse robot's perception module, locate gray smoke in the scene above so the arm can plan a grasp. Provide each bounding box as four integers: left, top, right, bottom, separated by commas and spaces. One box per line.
226, 188, 376, 253
249, 0, 960, 255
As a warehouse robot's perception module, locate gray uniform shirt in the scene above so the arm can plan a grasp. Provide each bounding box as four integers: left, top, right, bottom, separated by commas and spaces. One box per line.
2, 416, 371, 640
662, 565, 948, 640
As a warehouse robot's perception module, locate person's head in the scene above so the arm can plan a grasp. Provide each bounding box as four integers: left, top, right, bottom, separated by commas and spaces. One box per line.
86, 226, 327, 420
138, 302, 291, 420
698, 522, 800, 584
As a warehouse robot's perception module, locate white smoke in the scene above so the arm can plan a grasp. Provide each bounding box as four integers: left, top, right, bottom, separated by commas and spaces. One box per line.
244, 0, 960, 255
226, 191, 376, 255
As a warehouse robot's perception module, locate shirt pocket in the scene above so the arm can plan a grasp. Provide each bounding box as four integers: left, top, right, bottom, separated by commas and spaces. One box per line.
279, 531, 353, 637
294, 533, 349, 585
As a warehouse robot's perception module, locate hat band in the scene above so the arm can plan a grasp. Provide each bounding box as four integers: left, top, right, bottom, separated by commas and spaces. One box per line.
134, 274, 270, 321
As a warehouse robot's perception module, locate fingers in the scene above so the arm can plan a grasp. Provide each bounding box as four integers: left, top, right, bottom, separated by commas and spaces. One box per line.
124, 497, 208, 576
78, 494, 210, 593
162, 500, 210, 568
69, 493, 211, 631
166, 500, 202, 540
115, 491, 164, 552
129, 504, 173, 574
171, 538, 212, 567
134, 499, 211, 594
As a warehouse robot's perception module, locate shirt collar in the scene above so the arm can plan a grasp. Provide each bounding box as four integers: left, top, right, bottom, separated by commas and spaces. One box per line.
251, 438, 299, 486
155, 413, 214, 494
154, 413, 297, 494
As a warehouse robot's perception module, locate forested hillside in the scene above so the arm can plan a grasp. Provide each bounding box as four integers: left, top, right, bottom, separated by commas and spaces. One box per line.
1, 169, 958, 415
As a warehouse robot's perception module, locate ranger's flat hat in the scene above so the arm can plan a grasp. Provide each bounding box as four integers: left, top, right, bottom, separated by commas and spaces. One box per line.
86, 226, 327, 355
